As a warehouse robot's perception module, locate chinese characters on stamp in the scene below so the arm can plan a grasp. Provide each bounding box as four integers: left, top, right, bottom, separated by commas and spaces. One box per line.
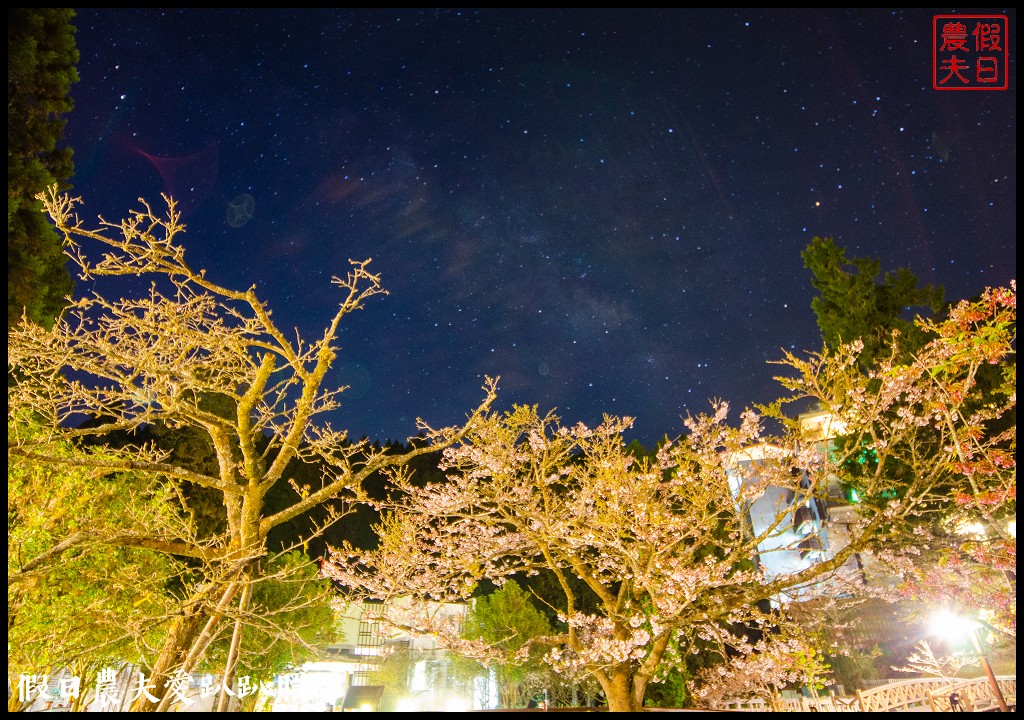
933, 15, 1008, 90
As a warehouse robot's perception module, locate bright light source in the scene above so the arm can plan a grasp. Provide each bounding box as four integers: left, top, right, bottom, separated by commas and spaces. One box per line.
1008, 520, 1016, 538
930, 609, 978, 642
359, 702, 374, 712
930, 609, 1011, 712
396, 697, 419, 712
445, 696, 471, 712
955, 520, 986, 539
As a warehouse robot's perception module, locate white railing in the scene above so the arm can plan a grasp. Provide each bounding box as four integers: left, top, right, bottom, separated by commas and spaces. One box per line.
721, 693, 858, 712
928, 676, 1016, 713
856, 677, 951, 712
719, 675, 1015, 712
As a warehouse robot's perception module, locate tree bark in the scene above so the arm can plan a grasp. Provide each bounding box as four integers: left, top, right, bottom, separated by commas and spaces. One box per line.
215, 581, 252, 712
602, 668, 641, 713
130, 611, 205, 711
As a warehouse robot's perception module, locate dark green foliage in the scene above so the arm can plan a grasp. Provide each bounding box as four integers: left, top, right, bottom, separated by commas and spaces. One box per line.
825, 647, 887, 693
802, 235, 949, 514
801, 236, 944, 366
463, 579, 553, 650
644, 669, 690, 708
623, 438, 655, 461
149, 423, 228, 540
78, 418, 228, 542
8, 8, 79, 329
517, 566, 603, 623
462, 580, 557, 709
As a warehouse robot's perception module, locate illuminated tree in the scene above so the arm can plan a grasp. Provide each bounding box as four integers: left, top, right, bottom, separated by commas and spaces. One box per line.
460, 580, 557, 709
326, 403, 846, 711
7, 418, 184, 712
687, 615, 832, 710
199, 549, 337, 706
7, 188, 497, 710
785, 283, 1017, 640
326, 283, 1015, 711
803, 239, 1014, 650
893, 640, 980, 679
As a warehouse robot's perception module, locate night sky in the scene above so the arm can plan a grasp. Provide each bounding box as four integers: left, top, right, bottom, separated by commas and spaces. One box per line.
63, 9, 1016, 447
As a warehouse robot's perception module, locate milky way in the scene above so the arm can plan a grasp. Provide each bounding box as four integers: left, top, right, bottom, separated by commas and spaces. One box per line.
65, 8, 1016, 445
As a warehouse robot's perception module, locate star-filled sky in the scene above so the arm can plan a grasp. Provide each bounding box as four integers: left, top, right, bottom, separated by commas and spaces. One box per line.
64, 8, 1016, 447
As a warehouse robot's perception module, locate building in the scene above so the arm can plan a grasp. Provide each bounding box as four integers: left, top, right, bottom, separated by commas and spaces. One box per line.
726, 407, 923, 658
272, 596, 488, 712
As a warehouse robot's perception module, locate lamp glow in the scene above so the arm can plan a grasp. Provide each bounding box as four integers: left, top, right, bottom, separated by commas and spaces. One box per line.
445, 696, 471, 712
930, 609, 978, 643
396, 697, 419, 712
929, 609, 1009, 712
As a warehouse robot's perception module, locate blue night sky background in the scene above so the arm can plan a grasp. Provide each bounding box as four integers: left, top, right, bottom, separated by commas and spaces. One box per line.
63, 8, 1016, 447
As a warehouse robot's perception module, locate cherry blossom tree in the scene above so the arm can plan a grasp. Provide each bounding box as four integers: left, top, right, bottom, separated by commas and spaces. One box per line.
7, 188, 498, 710
326, 403, 867, 711
687, 614, 834, 711
893, 640, 980, 679
326, 283, 1015, 712
779, 283, 1016, 640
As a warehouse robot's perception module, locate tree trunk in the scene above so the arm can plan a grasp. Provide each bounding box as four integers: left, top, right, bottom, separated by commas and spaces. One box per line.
215, 581, 252, 712
602, 668, 643, 712
149, 581, 242, 712
130, 611, 205, 711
